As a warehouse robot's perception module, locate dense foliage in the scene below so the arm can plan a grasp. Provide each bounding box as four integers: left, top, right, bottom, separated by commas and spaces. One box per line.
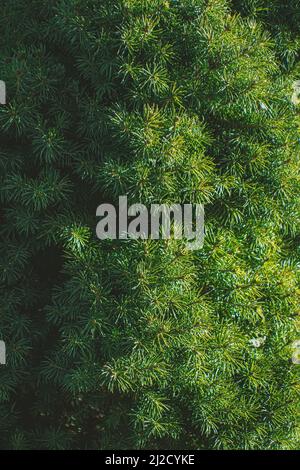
0, 0, 299, 450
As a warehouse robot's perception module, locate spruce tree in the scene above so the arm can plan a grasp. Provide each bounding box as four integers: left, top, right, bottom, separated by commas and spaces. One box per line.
0, 0, 299, 450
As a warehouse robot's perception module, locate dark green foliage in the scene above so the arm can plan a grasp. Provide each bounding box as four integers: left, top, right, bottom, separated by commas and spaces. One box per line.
0, 0, 299, 449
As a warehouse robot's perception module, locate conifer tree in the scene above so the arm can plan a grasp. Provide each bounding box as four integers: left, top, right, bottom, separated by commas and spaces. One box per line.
0, 0, 299, 450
